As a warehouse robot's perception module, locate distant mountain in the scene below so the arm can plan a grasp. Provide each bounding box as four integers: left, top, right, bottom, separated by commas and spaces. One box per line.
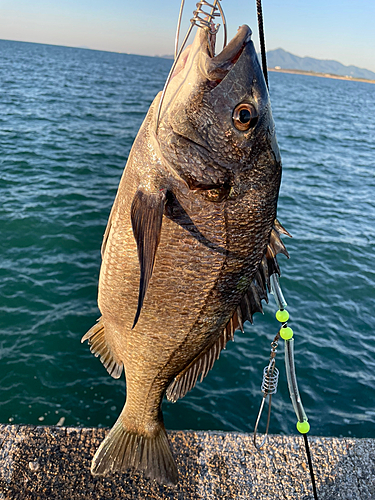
266, 48, 375, 80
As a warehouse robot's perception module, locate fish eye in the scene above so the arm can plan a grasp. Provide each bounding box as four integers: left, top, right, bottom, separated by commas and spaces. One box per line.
232, 103, 258, 131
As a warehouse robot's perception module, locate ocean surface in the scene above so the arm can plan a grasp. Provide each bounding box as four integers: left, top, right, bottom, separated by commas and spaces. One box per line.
1, 39, 374, 439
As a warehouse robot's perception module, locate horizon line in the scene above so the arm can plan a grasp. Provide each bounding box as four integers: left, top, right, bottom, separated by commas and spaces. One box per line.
1, 37, 374, 75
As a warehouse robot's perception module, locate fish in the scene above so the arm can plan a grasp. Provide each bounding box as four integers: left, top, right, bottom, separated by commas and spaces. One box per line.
82, 22, 289, 485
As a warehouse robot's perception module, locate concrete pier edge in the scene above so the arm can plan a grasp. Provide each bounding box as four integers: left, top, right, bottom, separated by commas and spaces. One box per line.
0, 424, 374, 499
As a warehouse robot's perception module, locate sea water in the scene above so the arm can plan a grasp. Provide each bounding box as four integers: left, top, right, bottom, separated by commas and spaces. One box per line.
1, 39, 374, 438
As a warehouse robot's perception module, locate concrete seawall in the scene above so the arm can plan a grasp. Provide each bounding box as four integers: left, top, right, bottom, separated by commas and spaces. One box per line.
0, 424, 374, 499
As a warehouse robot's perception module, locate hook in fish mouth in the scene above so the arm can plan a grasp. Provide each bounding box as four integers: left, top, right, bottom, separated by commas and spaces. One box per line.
155, 22, 254, 134
204, 24, 252, 79
171, 24, 252, 83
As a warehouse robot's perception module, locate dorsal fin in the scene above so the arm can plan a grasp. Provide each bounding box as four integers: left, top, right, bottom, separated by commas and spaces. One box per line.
235, 219, 291, 325
166, 311, 239, 403
166, 219, 291, 403
274, 218, 292, 238
239, 269, 268, 324
131, 188, 166, 328
265, 219, 291, 281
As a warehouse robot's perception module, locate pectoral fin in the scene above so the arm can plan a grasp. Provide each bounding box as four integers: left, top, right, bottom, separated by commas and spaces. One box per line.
131, 188, 166, 328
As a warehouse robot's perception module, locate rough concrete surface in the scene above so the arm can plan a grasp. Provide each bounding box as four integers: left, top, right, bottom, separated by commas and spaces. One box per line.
0, 424, 374, 499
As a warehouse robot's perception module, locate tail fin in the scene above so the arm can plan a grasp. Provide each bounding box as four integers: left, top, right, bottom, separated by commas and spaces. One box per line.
91, 415, 178, 485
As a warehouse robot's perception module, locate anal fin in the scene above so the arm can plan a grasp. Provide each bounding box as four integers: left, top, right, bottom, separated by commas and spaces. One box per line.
81, 318, 123, 379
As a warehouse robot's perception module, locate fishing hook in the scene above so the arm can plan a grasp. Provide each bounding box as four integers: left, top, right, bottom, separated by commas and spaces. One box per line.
175, 1, 227, 59
156, 0, 227, 134
253, 332, 280, 450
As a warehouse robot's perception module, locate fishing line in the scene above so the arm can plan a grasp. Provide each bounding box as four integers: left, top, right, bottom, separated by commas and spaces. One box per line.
254, 17, 316, 497
255, 0, 269, 89
303, 433, 319, 499
253, 273, 319, 500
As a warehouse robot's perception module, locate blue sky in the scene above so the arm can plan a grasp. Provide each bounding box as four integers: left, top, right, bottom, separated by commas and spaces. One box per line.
1, 0, 374, 72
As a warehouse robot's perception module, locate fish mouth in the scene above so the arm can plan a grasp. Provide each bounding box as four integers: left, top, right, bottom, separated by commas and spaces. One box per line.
172, 24, 252, 83
203, 24, 252, 80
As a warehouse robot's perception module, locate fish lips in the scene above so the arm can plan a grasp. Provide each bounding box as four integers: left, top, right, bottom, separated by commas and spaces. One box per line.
201, 24, 253, 82
169, 24, 256, 89
205, 26, 269, 106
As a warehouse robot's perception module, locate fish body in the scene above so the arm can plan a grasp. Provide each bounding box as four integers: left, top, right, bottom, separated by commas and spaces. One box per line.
82, 24, 287, 485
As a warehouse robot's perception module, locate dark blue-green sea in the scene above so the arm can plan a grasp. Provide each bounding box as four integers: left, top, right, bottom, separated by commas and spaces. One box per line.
1, 39, 374, 439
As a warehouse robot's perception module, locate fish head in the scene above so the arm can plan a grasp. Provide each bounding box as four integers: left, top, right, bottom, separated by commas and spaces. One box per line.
156, 24, 281, 193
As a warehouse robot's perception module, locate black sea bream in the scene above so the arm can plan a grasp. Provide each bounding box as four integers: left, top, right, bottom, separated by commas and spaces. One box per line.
82, 24, 288, 485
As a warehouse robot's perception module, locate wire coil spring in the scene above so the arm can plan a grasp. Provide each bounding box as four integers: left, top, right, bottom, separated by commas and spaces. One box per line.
156, 0, 227, 132
191, 0, 222, 34
253, 333, 280, 450
261, 362, 279, 395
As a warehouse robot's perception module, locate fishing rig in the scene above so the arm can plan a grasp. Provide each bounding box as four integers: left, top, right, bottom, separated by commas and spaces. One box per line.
158, 1, 318, 498
254, 273, 318, 500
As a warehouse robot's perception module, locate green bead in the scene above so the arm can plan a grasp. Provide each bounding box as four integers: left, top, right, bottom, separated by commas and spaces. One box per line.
280, 326, 293, 340
276, 309, 289, 323
297, 420, 310, 434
